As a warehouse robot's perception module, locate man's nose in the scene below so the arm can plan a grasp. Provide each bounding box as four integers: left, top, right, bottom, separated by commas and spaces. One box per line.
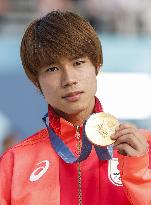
61, 69, 78, 88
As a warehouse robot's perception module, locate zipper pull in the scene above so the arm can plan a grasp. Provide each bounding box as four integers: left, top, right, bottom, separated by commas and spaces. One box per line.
75, 126, 81, 155
75, 125, 80, 140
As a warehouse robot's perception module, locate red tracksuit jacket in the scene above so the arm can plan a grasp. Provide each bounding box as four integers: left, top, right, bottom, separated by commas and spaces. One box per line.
0, 99, 151, 205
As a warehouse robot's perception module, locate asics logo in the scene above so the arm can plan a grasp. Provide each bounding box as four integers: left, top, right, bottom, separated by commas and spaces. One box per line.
30, 160, 50, 182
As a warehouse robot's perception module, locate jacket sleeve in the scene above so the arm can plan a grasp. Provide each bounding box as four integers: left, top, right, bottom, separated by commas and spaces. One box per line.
0, 151, 14, 205
118, 131, 151, 205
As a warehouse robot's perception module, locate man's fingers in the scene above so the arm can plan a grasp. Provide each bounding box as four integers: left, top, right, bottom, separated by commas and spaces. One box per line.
114, 143, 138, 156
112, 128, 136, 139
113, 134, 140, 150
112, 125, 147, 147
118, 123, 137, 130
111, 123, 149, 157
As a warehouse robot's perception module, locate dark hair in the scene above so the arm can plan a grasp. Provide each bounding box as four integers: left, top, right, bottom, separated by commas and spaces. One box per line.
20, 10, 103, 86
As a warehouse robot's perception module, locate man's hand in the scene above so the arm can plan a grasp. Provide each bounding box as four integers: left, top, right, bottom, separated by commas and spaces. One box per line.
111, 124, 148, 157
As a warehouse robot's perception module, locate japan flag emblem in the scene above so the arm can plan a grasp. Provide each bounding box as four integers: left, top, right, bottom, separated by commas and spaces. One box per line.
108, 158, 123, 186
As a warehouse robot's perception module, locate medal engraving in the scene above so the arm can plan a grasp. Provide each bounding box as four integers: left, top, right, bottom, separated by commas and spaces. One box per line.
85, 112, 119, 146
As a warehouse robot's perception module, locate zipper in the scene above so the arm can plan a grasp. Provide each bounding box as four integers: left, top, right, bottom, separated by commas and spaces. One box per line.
75, 126, 82, 205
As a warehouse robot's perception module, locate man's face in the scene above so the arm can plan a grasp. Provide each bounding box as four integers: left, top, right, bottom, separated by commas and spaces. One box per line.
38, 56, 97, 115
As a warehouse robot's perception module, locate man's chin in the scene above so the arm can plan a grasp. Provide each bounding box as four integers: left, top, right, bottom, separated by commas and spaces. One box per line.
63, 106, 85, 115
56, 103, 86, 115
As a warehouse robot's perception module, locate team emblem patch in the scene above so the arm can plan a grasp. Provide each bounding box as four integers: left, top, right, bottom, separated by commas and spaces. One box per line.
108, 158, 123, 186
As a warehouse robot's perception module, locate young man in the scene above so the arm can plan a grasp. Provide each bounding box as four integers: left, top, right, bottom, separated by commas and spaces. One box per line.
0, 10, 151, 205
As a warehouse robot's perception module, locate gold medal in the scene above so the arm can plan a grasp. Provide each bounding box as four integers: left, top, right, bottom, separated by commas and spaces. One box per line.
85, 112, 119, 147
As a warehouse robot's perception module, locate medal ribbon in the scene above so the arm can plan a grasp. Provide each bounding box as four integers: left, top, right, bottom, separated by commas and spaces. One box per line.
42, 113, 113, 163
43, 113, 92, 163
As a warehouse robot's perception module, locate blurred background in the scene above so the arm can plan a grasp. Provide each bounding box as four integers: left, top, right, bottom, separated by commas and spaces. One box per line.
0, 0, 151, 155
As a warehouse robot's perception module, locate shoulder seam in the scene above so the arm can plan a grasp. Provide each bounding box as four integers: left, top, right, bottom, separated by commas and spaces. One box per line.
0, 128, 49, 159
12, 128, 49, 149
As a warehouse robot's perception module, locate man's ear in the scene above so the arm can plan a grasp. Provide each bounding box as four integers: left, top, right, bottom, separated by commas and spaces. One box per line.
35, 81, 40, 89
96, 65, 102, 75
35, 81, 43, 94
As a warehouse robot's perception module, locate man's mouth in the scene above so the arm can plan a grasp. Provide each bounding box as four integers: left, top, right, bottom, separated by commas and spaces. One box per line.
62, 91, 83, 102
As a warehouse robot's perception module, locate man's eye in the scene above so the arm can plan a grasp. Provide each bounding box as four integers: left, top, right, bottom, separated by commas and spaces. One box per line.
46, 67, 58, 72
74, 60, 85, 66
